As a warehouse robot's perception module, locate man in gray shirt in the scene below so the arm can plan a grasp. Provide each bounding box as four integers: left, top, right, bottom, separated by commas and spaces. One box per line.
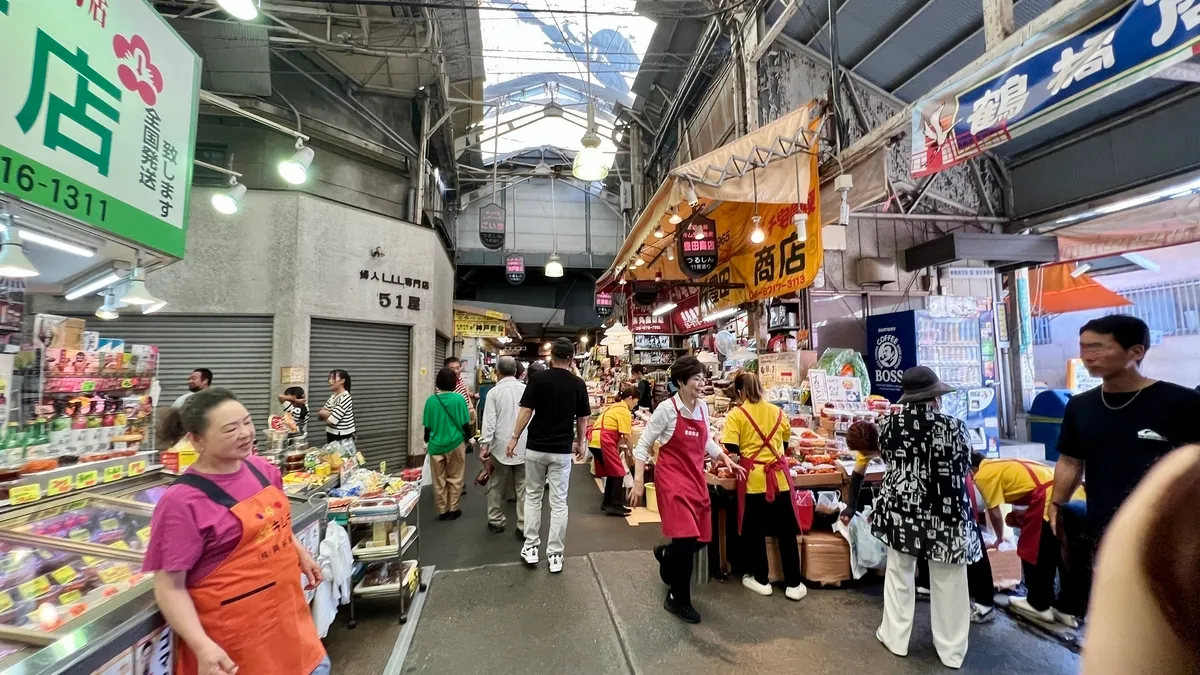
480, 357, 528, 536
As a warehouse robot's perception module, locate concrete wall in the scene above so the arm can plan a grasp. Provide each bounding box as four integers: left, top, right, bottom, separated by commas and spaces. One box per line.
455, 177, 624, 255
34, 190, 454, 459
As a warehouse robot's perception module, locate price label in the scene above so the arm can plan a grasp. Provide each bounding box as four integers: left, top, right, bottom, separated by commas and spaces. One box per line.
127, 460, 147, 477
81, 555, 100, 567
0, 591, 12, 613
75, 470, 98, 489
47, 476, 73, 496
51, 565, 78, 585
17, 576, 50, 601
137, 526, 151, 544
68, 528, 91, 542
99, 518, 120, 532
103, 465, 124, 483
110, 541, 130, 551
9, 484, 40, 505
98, 564, 131, 585
58, 589, 82, 606
80, 380, 97, 393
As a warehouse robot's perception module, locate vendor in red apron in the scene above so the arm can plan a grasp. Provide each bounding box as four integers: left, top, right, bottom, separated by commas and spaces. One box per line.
589, 385, 639, 517
971, 453, 1087, 627
630, 356, 744, 624
721, 372, 807, 601
143, 389, 329, 675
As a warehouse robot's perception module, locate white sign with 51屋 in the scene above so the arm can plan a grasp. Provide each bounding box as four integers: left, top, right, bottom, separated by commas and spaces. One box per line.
0, 0, 200, 257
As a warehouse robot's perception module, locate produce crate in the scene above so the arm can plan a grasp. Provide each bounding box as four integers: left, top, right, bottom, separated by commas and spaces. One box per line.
801, 531, 852, 586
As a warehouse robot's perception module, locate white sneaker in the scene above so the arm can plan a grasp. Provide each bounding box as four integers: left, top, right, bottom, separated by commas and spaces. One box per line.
520, 545, 539, 566
1009, 596, 1054, 623
971, 603, 995, 624
785, 584, 808, 601
741, 575, 773, 596
547, 553, 564, 573
1052, 608, 1080, 628
916, 586, 931, 599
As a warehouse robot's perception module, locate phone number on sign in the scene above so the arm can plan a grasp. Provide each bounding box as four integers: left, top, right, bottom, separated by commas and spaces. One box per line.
0, 156, 109, 222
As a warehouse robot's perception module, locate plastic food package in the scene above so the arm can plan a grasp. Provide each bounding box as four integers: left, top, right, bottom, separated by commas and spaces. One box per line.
813, 348, 871, 398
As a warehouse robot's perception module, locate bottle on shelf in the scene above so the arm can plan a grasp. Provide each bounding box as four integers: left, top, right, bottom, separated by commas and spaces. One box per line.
50, 401, 73, 455
2, 423, 24, 464
24, 420, 49, 458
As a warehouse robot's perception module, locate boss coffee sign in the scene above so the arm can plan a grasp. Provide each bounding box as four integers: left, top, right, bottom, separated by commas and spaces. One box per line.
478, 203, 505, 250
866, 313, 916, 402
505, 254, 525, 285
677, 215, 718, 278
595, 291, 613, 317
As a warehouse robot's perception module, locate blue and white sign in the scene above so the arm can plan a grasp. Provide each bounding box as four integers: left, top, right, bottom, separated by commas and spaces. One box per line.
912, 0, 1200, 176
867, 311, 918, 402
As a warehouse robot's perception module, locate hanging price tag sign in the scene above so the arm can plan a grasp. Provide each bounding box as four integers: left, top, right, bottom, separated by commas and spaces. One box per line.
47, 476, 73, 496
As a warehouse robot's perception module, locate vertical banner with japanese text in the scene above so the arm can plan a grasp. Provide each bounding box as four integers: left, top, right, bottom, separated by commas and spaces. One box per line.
911, 0, 1200, 176
505, 253, 525, 285
595, 291, 613, 318
0, 0, 200, 257
479, 203, 505, 249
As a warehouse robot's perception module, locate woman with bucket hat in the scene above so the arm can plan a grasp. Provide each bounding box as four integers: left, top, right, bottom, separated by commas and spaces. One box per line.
867, 366, 981, 670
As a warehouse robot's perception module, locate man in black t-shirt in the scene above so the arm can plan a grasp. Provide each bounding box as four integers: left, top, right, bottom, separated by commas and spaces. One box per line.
507, 338, 591, 574
1052, 315, 1200, 543
631, 364, 653, 410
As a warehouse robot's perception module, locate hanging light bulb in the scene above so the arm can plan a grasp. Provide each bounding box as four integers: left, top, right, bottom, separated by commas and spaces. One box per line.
279, 142, 315, 185
692, 223, 705, 241
792, 211, 807, 242
217, 0, 259, 20
667, 248, 675, 262
95, 289, 119, 321
572, 110, 608, 182
668, 209, 683, 225
618, 277, 627, 285
654, 225, 665, 239
750, 214, 765, 244
635, 250, 646, 267
211, 181, 247, 215
545, 253, 564, 278
118, 267, 158, 305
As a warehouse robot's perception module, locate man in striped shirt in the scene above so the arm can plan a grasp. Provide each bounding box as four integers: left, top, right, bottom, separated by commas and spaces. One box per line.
444, 357, 478, 426
319, 369, 355, 444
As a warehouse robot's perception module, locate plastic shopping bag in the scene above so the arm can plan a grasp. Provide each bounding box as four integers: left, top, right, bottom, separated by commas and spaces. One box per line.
834, 507, 888, 579
815, 490, 841, 515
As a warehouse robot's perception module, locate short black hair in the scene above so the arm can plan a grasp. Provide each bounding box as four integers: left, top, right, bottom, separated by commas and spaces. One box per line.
971, 451, 987, 470
444, 356, 460, 367
194, 368, 213, 385
1080, 314, 1151, 352
329, 369, 352, 391
619, 385, 639, 401
284, 386, 306, 399
669, 355, 704, 388
550, 337, 574, 361
631, 364, 646, 375
435, 367, 458, 392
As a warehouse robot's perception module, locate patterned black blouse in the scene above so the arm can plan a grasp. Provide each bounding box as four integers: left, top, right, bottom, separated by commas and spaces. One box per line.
871, 403, 982, 566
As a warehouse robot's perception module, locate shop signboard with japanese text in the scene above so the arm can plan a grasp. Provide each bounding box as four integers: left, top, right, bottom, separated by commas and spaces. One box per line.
594, 291, 612, 317
677, 215, 718, 278
865, 311, 918, 402
478, 203, 505, 249
0, 0, 200, 258
453, 311, 505, 338
912, 0, 1200, 177
662, 285, 715, 334
505, 253, 524, 285
628, 302, 670, 334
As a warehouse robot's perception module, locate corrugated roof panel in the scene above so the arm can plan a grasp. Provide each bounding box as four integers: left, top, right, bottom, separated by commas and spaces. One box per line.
810, 0, 929, 67
854, 0, 982, 92
769, 0, 833, 47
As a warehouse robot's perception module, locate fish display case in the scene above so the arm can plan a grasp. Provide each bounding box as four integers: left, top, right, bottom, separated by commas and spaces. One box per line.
0, 469, 329, 674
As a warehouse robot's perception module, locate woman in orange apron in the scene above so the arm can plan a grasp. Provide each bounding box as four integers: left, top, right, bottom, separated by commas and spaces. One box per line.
630, 357, 744, 624
143, 389, 328, 675
588, 386, 639, 516
722, 372, 807, 601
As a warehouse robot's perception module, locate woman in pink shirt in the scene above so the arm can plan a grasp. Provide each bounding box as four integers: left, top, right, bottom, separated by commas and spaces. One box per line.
143, 389, 328, 675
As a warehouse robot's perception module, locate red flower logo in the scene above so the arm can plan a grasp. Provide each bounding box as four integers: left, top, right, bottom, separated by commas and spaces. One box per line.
112, 35, 164, 106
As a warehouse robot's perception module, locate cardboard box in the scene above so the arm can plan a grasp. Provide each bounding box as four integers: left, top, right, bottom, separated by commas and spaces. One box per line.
765, 535, 805, 583
801, 531, 852, 585
988, 548, 1022, 590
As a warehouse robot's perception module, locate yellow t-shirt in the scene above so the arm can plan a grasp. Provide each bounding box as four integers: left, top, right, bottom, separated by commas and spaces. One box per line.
974, 459, 1086, 520
721, 401, 792, 494
854, 451, 871, 473
589, 404, 632, 447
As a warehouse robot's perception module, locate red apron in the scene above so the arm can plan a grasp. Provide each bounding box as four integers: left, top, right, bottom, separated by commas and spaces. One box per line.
655, 398, 712, 542
1011, 460, 1050, 565
173, 462, 326, 675
588, 405, 627, 478
732, 406, 803, 535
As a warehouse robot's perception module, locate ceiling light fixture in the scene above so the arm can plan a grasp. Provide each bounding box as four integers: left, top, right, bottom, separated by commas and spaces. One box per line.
0, 224, 39, 278
212, 181, 247, 215
1054, 175, 1200, 226
750, 214, 765, 244
651, 302, 677, 317
702, 307, 739, 323
118, 267, 158, 306
792, 211, 808, 242
64, 270, 122, 300
95, 289, 119, 321
692, 223, 705, 241
654, 225, 665, 239
545, 253, 564, 278
684, 182, 699, 207
667, 248, 675, 261
618, 276, 627, 285
669, 209, 683, 225
17, 229, 96, 258
571, 5, 609, 183
142, 298, 168, 315
279, 142, 315, 185
217, 0, 259, 21
1070, 262, 1092, 278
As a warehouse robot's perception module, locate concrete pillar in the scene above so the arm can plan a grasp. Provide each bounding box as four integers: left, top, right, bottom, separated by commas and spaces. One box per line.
740, 10, 761, 131
983, 0, 1015, 49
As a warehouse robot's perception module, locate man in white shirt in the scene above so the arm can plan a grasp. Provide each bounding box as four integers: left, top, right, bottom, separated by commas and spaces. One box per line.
480, 356, 528, 536
172, 368, 212, 408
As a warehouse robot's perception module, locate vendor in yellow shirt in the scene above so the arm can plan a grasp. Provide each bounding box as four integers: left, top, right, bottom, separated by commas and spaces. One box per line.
589, 386, 638, 517
971, 454, 1087, 627
721, 372, 806, 602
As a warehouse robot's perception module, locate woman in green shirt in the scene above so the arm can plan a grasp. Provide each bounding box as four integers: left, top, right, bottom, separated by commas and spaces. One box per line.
423, 367, 472, 520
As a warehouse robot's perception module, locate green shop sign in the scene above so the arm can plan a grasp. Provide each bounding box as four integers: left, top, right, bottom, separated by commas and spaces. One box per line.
0, 0, 200, 258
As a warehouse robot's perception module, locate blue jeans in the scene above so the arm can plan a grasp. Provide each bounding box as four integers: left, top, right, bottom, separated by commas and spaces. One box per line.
311, 655, 332, 675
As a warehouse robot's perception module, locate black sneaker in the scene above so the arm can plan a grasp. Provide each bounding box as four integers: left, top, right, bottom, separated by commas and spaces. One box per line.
449, 510, 463, 520
664, 593, 701, 624
487, 523, 505, 533
438, 513, 449, 521
603, 505, 631, 517
653, 546, 669, 584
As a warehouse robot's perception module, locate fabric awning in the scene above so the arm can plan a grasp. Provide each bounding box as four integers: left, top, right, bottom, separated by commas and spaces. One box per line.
1054, 190, 1200, 261
1030, 263, 1131, 315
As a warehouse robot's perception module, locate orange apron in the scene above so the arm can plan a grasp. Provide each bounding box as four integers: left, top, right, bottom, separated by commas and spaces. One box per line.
173, 461, 327, 675
732, 406, 803, 535
588, 405, 627, 479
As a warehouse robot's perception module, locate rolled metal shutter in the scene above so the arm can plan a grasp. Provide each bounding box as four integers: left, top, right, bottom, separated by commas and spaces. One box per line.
309, 319, 411, 470
71, 315, 275, 429
434, 334, 449, 369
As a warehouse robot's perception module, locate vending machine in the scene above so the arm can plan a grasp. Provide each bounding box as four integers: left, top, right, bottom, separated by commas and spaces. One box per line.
866, 297, 1000, 457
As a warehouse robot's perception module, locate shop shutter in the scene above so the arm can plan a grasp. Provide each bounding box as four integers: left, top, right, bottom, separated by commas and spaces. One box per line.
71, 314, 275, 433
308, 319, 411, 470
434, 334, 449, 369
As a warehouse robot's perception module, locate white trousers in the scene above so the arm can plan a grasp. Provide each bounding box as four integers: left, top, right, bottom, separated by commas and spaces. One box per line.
877, 547, 970, 669
522, 450, 572, 555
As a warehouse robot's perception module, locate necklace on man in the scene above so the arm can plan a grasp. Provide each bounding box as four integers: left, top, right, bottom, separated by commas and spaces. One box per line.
1101, 383, 1147, 411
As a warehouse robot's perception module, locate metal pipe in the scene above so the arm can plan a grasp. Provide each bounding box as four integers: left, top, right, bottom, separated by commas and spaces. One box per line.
415, 95, 430, 224
827, 0, 847, 150
890, 180, 981, 215
904, 174, 937, 214
199, 90, 309, 141
648, 17, 722, 170
849, 211, 1009, 223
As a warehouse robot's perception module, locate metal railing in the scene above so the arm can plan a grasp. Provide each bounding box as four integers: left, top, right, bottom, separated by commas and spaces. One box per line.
1111, 278, 1200, 337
